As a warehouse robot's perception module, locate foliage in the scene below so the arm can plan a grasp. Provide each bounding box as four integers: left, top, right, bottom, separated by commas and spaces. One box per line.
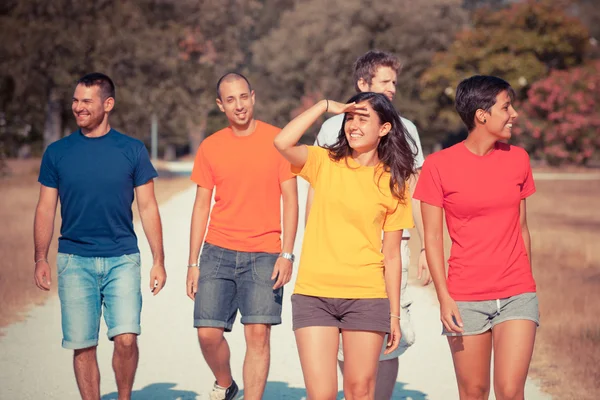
420, 0, 590, 134
514, 61, 600, 166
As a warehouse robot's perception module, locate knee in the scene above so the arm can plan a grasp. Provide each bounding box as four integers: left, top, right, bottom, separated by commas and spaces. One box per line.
197, 328, 224, 349
344, 377, 375, 399
245, 325, 270, 350
459, 383, 490, 400
494, 383, 524, 400
113, 334, 138, 354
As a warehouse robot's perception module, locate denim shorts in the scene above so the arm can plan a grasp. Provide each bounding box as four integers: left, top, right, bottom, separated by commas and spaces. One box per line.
193, 242, 283, 331
57, 253, 142, 350
443, 292, 539, 336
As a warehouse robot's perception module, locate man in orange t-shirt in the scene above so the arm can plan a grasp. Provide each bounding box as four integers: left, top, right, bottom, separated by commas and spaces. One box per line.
186, 72, 298, 400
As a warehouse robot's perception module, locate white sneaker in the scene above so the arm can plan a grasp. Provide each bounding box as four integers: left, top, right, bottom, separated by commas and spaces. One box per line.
209, 380, 239, 400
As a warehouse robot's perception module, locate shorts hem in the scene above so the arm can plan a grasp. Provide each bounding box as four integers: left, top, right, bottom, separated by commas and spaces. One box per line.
108, 325, 141, 340
293, 320, 339, 331
339, 326, 390, 334
491, 316, 540, 328
62, 338, 99, 350
443, 325, 492, 337
240, 316, 281, 326
194, 319, 233, 332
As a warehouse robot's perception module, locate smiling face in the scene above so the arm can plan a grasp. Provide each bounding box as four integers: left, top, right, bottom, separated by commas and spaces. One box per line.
344, 100, 391, 153
72, 84, 112, 131
216, 78, 255, 128
479, 90, 518, 140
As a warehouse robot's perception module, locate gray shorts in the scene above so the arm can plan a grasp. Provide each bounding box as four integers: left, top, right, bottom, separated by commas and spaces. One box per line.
443, 292, 539, 336
291, 294, 390, 333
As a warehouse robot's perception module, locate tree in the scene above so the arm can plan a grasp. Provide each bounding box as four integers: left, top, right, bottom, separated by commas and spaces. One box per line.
513, 61, 600, 166
250, 0, 468, 143
420, 0, 590, 136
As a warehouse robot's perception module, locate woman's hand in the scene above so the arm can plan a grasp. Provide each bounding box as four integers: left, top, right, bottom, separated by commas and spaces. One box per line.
439, 295, 464, 333
384, 317, 402, 354
325, 100, 368, 116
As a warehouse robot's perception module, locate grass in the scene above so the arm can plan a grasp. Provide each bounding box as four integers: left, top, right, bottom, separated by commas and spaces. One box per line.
0, 158, 193, 331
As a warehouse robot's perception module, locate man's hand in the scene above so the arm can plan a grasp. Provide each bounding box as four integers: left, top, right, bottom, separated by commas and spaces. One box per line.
149, 262, 166, 296
271, 257, 293, 290
186, 267, 200, 300
417, 250, 433, 285
34, 260, 51, 291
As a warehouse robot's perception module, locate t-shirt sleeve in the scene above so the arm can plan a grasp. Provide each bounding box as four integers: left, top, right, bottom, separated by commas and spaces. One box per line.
190, 143, 215, 189
278, 153, 295, 183
134, 145, 159, 187
413, 157, 444, 207
521, 151, 536, 199
314, 115, 342, 147
291, 146, 326, 186
38, 147, 59, 188
384, 186, 415, 232
404, 120, 425, 169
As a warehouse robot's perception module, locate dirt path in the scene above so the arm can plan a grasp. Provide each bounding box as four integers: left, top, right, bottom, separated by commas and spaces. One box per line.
0, 181, 552, 399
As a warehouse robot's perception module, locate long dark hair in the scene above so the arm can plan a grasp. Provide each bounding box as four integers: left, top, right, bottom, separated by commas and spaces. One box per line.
327, 92, 416, 202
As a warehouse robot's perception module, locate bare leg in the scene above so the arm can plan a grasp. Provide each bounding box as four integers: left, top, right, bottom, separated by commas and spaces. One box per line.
295, 326, 340, 400
341, 329, 385, 400
74, 346, 101, 400
112, 333, 139, 400
492, 320, 537, 400
243, 324, 271, 400
197, 327, 233, 388
448, 332, 493, 400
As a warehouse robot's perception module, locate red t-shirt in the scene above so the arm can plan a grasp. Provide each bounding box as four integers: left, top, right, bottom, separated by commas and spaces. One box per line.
414, 142, 536, 301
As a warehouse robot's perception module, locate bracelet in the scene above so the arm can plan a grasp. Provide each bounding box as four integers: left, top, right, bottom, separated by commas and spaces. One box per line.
326, 99, 329, 112
390, 314, 401, 319
35, 258, 48, 265
420, 248, 426, 253
187, 263, 199, 268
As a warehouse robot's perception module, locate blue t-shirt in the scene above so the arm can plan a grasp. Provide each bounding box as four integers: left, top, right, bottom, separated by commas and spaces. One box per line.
38, 129, 158, 257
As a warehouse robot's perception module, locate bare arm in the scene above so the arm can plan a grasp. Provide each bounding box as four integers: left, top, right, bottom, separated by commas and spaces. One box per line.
135, 179, 166, 295
33, 185, 58, 290
272, 178, 299, 289
186, 186, 213, 300
520, 199, 532, 267
422, 202, 463, 333
382, 229, 403, 354
409, 171, 431, 285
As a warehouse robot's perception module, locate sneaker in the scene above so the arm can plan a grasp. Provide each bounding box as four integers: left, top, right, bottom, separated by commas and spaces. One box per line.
209, 380, 239, 400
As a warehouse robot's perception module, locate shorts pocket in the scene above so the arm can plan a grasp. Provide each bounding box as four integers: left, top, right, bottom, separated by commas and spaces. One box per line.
123, 253, 141, 268
198, 244, 224, 281
57, 253, 73, 277
251, 252, 278, 285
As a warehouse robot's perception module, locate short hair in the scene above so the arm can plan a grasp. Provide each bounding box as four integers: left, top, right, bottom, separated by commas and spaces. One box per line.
77, 72, 115, 101
216, 72, 252, 100
455, 75, 516, 132
353, 50, 402, 92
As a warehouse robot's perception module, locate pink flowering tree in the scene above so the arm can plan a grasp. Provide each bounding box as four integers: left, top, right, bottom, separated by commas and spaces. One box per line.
514, 61, 600, 166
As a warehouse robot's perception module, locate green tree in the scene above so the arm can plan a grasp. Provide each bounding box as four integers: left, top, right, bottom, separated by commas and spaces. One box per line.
250, 0, 468, 143
420, 0, 590, 135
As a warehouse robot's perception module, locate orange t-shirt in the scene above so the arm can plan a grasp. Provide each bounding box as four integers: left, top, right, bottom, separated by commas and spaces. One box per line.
191, 120, 295, 253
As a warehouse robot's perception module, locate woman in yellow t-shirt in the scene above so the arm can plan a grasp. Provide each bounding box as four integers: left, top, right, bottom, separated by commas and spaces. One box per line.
274, 92, 416, 399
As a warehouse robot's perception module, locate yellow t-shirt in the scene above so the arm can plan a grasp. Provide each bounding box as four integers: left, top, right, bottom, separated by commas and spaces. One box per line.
294, 146, 414, 298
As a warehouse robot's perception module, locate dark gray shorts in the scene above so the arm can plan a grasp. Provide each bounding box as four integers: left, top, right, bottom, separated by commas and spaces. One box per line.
291, 294, 390, 333
443, 292, 539, 336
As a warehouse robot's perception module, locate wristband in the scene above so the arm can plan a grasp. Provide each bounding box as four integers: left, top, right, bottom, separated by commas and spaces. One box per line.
187, 263, 199, 268
326, 99, 329, 112
390, 314, 401, 319
35, 258, 48, 265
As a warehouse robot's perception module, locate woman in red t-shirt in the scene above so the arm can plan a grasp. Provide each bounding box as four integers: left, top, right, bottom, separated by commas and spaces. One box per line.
414, 75, 538, 400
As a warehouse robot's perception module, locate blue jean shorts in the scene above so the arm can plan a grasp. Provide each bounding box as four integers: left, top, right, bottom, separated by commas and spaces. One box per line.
193, 242, 283, 331
57, 253, 142, 350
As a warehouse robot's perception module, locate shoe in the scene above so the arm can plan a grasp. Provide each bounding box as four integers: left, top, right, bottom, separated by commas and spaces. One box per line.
209, 380, 239, 400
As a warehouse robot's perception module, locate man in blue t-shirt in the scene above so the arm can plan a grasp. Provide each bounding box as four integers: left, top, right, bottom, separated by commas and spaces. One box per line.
34, 73, 166, 400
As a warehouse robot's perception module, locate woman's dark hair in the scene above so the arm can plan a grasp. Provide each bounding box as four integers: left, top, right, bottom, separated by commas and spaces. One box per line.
455, 75, 515, 131
327, 92, 416, 202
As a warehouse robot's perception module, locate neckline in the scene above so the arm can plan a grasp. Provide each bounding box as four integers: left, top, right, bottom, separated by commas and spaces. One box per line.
460, 140, 497, 159
228, 120, 259, 139
78, 128, 114, 141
